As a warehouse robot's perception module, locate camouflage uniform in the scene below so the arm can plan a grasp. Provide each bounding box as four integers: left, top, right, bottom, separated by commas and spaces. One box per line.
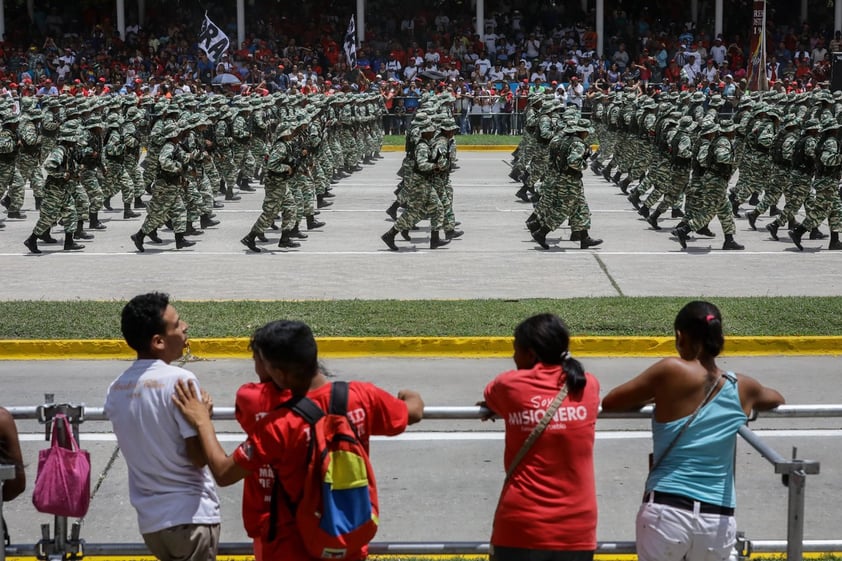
0, 116, 24, 217
766, 123, 820, 239
102, 115, 141, 218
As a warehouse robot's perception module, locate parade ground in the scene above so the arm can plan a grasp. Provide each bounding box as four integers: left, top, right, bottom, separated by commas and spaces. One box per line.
1, 150, 841, 556
0, 151, 840, 300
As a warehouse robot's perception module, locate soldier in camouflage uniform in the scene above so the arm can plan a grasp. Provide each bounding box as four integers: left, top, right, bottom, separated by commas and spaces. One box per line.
644, 116, 696, 230
765, 120, 821, 241
214, 105, 241, 202
430, 117, 463, 240
0, 112, 25, 220
102, 112, 142, 220
77, 117, 108, 231
511, 94, 544, 200
241, 120, 301, 252
381, 121, 449, 250
789, 121, 842, 251
672, 120, 745, 251
746, 114, 800, 231
32, 97, 62, 209
24, 122, 82, 253
14, 99, 42, 218
130, 123, 194, 252
729, 106, 777, 216
122, 106, 147, 209
231, 100, 256, 192
530, 119, 602, 250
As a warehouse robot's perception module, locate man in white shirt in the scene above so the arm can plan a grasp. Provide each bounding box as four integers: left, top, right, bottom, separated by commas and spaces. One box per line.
404, 62, 419, 81
566, 76, 584, 108
475, 53, 492, 79
105, 293, 220, 561
710, 37, 727, 65
488, 63, 505, 83
683, 55, 699, 86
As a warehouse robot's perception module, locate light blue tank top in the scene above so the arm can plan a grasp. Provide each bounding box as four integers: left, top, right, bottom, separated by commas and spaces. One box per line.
646, 372, 747, 508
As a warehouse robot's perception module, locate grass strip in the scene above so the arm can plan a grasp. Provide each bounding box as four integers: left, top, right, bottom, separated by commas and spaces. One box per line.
383, 134, 520, 146
2, 297, 842, 340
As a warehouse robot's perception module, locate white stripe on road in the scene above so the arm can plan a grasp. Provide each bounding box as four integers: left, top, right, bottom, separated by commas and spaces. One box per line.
18, 429, 842, 443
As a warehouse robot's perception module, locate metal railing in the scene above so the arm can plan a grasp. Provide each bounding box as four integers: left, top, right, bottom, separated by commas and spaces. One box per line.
3, 398, 832, 560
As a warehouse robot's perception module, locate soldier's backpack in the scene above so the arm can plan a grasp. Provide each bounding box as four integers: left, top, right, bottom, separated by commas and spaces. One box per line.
791, 136, 813, 172
269, 381, 379, 561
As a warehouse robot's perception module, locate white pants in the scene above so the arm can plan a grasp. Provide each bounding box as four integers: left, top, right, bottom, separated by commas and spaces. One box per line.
636, 501, 737, 561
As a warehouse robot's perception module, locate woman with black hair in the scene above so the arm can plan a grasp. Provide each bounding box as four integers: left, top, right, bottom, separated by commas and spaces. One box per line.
481, 313, 600, 561
1, 406, 26, 546
602, 301, 784, 561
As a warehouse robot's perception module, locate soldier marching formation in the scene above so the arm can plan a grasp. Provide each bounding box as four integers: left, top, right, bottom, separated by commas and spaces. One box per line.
0, 91, 385, 253
381, 93, 464, 250
509, 90, 603, 250
585, 87, 842, 252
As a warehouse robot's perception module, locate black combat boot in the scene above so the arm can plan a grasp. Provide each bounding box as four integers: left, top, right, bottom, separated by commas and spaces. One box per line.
671, 224, 691, 249
385, 201, 400, 220
569, 231, 582, 241
829, 232, 842, 250
381, 227, 399, 250
148, 229, 163, 243
722, 234, 745, 250
64, 232, 84, 251
646, 210, 662, 230
0, 195, 8, 208
695, 226, 716, 237
239, 177, 256, 192
748, 192, 760, 206
134, 196, 146, 209
430, 230, 450, 249
766, 222, 779, 241
103, 197, 113, 210
200, 214, 220, 228
637, 205, 650, 218
809, 228, 827, 240
184, 223, 204, 236
671, 207, 685, 218
746, 210, 759, 230
37, 231, 58, 243
74, 220, 94, 240
256, 232, 268, 242
322, 190, 336, 198
225, 184, 241, 201
508, 168, 521, 182
611, 170, 622, 184
89, 212, 107, 230
627, 190, 641, 208
531, 226, 551, 249
769, 205, 780, 216
619, 177, 632, 194
728, 191, 740, 217
515, 186, 530, 201
445, 229, 464, 240
306, 215, 325, 229
24, 233, 40, 254
175, 232, 196, 249
788, 224, 807, 250
398, 229, 410, 241
7, 210, 26, 219
240, 231, 261, 253
130, 230, 145, 252
316, 194, 333, 208
124, 204, 140, 219
577, 231, 603, 249
278, 230, 301, 248
290, 224, 308, 239
602, 164, 613, 182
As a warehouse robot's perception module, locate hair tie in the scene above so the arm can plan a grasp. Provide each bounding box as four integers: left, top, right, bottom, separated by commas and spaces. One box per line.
560, 350, 570, 361
705, 314, 716, 323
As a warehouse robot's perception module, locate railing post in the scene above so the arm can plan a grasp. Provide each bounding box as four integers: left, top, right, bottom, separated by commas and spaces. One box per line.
785, 458, 807, 561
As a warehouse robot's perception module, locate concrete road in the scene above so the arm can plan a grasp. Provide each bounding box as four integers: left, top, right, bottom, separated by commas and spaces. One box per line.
0, 152, 840, 300
2, 356, 838, 548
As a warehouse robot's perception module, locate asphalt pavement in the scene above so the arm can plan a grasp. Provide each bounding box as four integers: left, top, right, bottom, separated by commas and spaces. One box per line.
0, 151, 840, 300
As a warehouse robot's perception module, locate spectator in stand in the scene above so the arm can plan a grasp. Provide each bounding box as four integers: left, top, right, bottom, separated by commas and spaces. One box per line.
566, 76, 584, 108
612, 42, 630, 72
488, 63, 505, 84
525, 34, 541, 61
775, 42, 793, 66
722, 74, 737, 99
607, 62, 621, 85
830, 31, 842, 54
476, 51, 492, 80
515, 59, 531, 82
710, 37, 727, 66
682, 55, 699, 86
455, 83, 473, 134
530, 66, 547, 84
701, 59, 719, 83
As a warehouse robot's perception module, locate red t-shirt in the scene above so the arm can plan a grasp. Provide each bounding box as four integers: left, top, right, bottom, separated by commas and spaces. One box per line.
235, 381, 290, 538
233, 381, 409, 561
484, 364, 600, 551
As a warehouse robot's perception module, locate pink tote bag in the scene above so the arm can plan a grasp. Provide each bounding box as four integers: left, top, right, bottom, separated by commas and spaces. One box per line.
32, 414, 91, 518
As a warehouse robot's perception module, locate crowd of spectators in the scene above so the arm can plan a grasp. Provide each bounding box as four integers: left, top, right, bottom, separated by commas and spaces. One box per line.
0, 1, 839, 134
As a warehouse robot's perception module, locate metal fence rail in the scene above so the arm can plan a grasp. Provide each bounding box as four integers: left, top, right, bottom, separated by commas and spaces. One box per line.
2, 400, 831, 561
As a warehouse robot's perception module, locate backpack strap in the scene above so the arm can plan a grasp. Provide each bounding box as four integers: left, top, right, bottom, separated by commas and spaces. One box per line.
267, 394, 326, 542
329, 381, 349, 416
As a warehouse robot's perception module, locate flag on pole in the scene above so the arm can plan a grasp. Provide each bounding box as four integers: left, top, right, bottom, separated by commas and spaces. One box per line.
344, 15, 357, 69
197, 12, 231, 63
746, 0, 769, 91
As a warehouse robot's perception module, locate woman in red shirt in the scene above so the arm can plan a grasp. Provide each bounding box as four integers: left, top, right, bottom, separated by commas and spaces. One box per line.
482, 313, 600, 561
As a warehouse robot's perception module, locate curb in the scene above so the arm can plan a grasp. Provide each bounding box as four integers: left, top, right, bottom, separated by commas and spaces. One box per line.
1, 336, 841, 360
381, 145, 517, 152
